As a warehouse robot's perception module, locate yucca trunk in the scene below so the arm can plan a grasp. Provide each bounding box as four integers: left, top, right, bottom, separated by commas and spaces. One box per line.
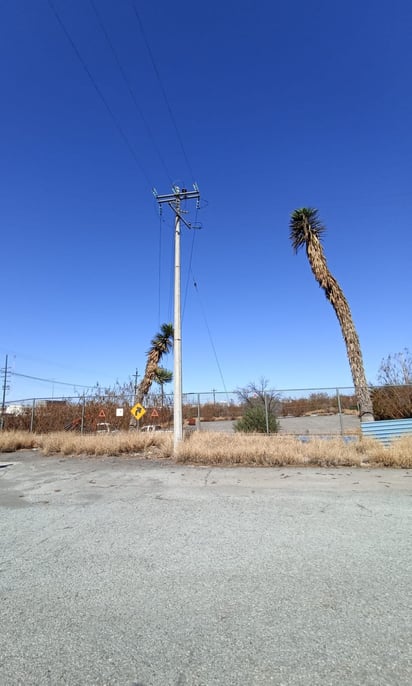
136, 324, 174, 407
136, 350, 160, 404
306, 237, 373, 421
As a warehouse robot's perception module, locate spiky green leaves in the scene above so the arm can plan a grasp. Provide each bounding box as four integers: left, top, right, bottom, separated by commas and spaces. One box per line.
153, 367, 173, 385
149, 323, 174, 355
289, 207, 325, 254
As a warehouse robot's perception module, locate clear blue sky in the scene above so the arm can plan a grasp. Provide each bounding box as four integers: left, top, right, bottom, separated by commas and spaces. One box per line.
2, 0, 411, 401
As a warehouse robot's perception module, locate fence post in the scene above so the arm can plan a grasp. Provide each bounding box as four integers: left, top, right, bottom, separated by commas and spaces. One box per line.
196, 393, 201, 430
264, 394, 269, 434
81, 396, 86, 434
336, 388, 344, 436
30, 399, 36, 433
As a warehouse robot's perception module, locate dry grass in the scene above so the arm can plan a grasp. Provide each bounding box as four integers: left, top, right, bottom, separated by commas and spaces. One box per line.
176, 432, 412, 468
0, 430, 411, 468
362, 435, 412, 468
0, 430, 37, 453
40, 431, 174, 458
176, 432, 363, 467
0, 430, 173, 458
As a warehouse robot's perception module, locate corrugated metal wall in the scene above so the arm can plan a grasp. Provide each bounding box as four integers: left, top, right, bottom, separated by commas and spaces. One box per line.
361, 418, 412, 445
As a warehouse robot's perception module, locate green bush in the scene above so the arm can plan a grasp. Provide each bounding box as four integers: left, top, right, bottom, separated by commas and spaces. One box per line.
234, 405, 279, 433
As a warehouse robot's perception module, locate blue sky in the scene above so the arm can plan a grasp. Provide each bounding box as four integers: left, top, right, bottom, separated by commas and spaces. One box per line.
1, 0, 411, 401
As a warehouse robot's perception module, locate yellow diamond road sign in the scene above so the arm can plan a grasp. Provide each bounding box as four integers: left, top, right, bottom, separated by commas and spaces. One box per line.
130, 402, 146, 420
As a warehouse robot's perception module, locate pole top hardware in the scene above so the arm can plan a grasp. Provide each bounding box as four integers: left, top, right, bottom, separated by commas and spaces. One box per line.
155, 183, 200, 205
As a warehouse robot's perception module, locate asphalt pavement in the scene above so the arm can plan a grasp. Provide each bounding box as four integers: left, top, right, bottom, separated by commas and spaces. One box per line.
197, 414, 361, 434
0, 451, 411, 686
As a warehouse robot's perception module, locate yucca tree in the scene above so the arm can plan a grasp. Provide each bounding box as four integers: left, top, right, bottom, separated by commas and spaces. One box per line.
153, 366, 173, 408
289, 208, 374, 421
137, 323, 174, 403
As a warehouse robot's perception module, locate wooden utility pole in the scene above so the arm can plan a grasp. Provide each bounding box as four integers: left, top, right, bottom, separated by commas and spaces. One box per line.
1, 355, 10, 430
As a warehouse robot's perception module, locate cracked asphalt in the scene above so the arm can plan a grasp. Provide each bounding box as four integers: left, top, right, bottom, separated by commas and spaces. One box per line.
1, 451, 411, 685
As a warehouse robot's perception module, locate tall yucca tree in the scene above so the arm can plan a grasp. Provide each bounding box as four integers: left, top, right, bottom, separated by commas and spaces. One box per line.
153, 366, 173, 408
289, 208, 374, 421
137, 323, 174, 403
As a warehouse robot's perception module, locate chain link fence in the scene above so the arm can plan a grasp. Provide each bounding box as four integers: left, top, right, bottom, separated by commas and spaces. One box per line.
2, 384, 411, 435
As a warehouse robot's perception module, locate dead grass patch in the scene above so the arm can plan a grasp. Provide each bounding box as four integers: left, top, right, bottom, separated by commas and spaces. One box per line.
176, 433, 364, 467
176, 432, 412, 468
0, 430, 173, 458
39, 431, 173, 457
0, 430, 411, 468
0, 430, 37, 453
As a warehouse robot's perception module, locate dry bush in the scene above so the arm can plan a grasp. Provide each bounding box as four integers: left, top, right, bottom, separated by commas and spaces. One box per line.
4, 398, 136, 434
372, 386, 412, 420
1, 408, 32, 431
39, 399, 133, 433
281, 393, 357, 417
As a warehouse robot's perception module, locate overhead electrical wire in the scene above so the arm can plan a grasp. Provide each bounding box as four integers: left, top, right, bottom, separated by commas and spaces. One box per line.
131, 1, 197, 184
157, 207, 163, 327
182, 205, 199, 318
11, 371, 98, 390
84, 0, 200, 326
48, 0, 207, 380
47, 0, 153, 188
89, 0, 173, 185
190, 277, 230, 401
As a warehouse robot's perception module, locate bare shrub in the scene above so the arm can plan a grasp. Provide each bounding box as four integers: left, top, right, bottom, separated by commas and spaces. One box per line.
372, 386, 412, 420
373, 349, 412, 419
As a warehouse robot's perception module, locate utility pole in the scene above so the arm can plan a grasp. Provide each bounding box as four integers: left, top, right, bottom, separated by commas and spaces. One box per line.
133, 368, 139, 401
1, 354, 11, 430
130, 368, 140, 430
153, 184, 200, 450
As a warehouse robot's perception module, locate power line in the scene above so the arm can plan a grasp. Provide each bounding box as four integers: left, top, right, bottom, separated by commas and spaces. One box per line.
89, 0, 173, 185
11, 371, 97, 389
132, 2, 196, 183
47, 0, 153, 187
182, 205, 199, 318
157, 207, 163, 327
191, 278, 230, 401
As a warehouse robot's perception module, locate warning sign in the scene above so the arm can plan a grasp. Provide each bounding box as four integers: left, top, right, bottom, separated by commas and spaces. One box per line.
98, 410, 106, 419
130, 402, 146, 421
150, 408, 159, 418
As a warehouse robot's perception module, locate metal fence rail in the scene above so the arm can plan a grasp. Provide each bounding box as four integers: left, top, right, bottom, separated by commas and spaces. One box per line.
2, 385, 411, 436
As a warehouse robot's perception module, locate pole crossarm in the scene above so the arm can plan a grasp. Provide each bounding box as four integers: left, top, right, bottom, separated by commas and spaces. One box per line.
153, 185, 200, 205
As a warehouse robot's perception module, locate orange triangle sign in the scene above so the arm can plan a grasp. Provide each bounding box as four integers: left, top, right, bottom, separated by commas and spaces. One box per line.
98, 410, 106, 418
150, 408, 159, 418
